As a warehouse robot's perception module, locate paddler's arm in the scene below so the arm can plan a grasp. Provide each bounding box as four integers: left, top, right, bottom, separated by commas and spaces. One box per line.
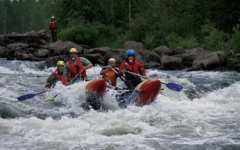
81, 57, 93, 70
100, 66, 109, 75
45, 72, 56, 90
138, 62, 148, 79
118, 63, 125, 77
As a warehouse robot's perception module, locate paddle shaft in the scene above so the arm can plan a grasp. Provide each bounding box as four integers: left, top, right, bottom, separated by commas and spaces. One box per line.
36, 90, 48, 95
125, 70, 183, 92
125, 70, 148, 79
110, 67, 125, 81
70, 69, 83, 84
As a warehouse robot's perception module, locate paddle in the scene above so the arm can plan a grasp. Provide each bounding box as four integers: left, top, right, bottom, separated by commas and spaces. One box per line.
69, 69, 84, 84
43, 94, 57, 102
110, 67, 125, 81
124, 70, 183, 92
17, 91, 47, 101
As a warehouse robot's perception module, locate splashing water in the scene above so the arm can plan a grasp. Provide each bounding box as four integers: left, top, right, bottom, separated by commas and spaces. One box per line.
1, 58, 240, 150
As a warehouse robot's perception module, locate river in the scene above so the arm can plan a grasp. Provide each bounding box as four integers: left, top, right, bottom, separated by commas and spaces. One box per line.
0, 57, 240, 150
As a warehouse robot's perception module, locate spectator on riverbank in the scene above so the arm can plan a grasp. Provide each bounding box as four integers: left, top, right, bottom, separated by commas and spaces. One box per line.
49, 16, 57, 42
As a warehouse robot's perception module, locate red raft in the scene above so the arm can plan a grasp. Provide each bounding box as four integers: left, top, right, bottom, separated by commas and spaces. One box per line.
134, 79, 161, 106
85, 78, 107, 97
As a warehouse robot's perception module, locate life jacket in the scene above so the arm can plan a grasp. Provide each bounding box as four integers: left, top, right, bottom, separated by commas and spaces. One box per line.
55, 71, 65, 84
49, 22, 56, 29
122, 60, 146, 80
68, 57, 86, 79
102, 69, 117, 86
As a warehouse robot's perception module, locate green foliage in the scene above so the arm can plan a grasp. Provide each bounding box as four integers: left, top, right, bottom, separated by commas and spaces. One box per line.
2, 0, 240, 51
165, 33, 199, 50
59, 19, 116, 47
142, 35, 155, 50
230, 24, 240, 52
201, 22, 229, 51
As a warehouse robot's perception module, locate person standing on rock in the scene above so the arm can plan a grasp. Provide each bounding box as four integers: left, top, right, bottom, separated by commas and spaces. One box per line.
63, 48, 93, 85
118, 49, 148, 90
49, 16, 57, 42
45, 60, 65, 90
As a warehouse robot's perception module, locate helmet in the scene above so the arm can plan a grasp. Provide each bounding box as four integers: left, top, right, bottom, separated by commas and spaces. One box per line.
126, 49, 136, 58
57, 61, 65, 66
51, 16, 55, 19
108, 58, 115, 62
69, 48, 78, 53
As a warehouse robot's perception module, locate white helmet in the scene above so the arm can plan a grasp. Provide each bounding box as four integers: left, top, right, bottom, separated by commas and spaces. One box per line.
51, 16, 55, 19
108, 58, 115, 62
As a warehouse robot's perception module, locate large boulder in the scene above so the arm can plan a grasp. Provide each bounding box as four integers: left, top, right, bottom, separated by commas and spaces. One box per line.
123, 41, 144, 51
161, 55, 184, 70
104, 49, 125, 66
153, 46, 170, 55
41, 55, 68, 68
35, 49, 50, 58
189, 51, 227, 70
44, 41, 84, 56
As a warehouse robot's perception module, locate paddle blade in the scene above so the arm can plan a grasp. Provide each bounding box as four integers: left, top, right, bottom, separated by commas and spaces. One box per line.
164, 83, 183, 92
44, 95, 57, 102
17, 94, 36, 101
44, 98, 54, 102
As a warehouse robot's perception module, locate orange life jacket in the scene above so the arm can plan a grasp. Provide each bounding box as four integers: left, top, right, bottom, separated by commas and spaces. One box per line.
102, 69, 117, 86
68, 57, 86, 79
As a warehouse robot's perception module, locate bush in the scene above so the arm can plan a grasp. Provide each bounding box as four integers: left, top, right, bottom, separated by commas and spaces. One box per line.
59, 19, 115, 47
165, 33, 199, 50
230, 24, 240, 52
201, 22, 228, 51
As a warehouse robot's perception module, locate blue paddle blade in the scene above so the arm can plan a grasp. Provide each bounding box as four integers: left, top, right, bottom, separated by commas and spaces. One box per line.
164, 83, 183, 92
17, 94, 36, 101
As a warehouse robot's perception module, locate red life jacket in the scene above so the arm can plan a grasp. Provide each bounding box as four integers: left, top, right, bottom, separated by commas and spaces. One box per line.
118, 60, 146, 80
68, 57, 87, 79
55, 71, 66, 85
49, 22, 56, 29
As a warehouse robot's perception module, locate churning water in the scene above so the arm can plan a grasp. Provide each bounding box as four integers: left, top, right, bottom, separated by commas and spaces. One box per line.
0, 58, 240, 150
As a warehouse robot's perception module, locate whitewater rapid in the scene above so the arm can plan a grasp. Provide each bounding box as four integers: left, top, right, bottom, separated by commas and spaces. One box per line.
0, 58, 240, 150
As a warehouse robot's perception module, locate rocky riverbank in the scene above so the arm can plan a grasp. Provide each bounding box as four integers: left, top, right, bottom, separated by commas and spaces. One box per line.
1, 30, 240, 72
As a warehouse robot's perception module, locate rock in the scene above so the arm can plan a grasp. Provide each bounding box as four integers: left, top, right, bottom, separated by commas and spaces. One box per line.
35, 49, 50, 58
44, 41, 84, 56
153, 46, 170, 55
123, 41, 144, 51
84, 47, 110, 54
0, 30, 239, 71
161, 55, 184, 70
189, 51, 227, 70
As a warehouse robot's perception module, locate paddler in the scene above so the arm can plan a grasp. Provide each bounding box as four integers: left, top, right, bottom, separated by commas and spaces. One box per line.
100, 58, 119, 87
118, 49, 148, 90
63, 48, 93, 85
45, 60, 65, 90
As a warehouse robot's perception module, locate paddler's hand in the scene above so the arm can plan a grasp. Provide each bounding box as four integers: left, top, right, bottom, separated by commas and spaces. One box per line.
121, 69, 126, 73
45, 87, 50, 91
83, 66, 87, 70
106, 65, 112, 70
143, 76, 148, 79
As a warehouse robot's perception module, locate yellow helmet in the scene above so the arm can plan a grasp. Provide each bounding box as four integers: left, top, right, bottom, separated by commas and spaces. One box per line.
57, 61, 65, 66
69, 48, 78, 53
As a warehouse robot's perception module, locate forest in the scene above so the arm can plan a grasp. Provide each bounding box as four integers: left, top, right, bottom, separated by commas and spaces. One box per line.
1, 0, 240, 52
